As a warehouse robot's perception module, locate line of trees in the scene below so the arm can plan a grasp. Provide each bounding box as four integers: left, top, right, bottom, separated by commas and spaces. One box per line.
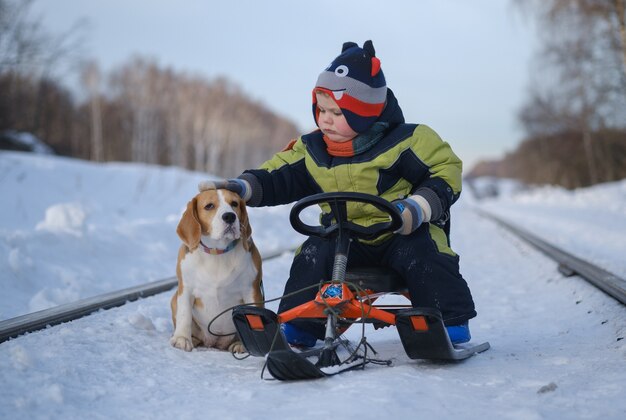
470, 0, 626, 188
82, 57, 298, 176
0, 0, 299, 177
469, 128, 626, 188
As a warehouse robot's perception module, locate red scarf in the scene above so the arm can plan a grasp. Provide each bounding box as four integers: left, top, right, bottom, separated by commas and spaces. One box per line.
320, 122, 388, 158
322, 135, 355, 157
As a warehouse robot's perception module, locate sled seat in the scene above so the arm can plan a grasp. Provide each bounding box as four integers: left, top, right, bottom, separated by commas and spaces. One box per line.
345, 267, 406, 293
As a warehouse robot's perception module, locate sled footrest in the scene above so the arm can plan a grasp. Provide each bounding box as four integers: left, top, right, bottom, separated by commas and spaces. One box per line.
396, 308, 490, 361
232, 306, 289, 357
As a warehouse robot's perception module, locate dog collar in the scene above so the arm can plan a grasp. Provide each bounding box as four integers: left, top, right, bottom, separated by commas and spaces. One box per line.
199, 239, 240, 255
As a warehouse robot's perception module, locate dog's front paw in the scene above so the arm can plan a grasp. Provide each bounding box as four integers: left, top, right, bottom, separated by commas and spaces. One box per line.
228, 341, 246, 354
170, 335, 193, 352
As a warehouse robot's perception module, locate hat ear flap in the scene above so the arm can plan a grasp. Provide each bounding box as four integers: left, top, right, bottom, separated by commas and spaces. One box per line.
363, 40, 376, 57
342, 41, 358, 52
371, 57, 381, 76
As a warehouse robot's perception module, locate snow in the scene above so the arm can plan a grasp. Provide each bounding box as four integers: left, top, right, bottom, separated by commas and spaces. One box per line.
469, 177, 626, 279
35, 203, 88, 236
1, 151, 625, 419
0, 152, 306, 319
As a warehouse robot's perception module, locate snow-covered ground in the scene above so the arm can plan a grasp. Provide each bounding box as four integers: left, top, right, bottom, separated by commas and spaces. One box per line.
468, 177, 626, 279
0, 152, 306, 320
1, 152, 625, 419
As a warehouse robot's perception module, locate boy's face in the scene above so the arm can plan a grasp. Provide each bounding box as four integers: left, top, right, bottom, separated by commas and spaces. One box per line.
316, 93, 358, 142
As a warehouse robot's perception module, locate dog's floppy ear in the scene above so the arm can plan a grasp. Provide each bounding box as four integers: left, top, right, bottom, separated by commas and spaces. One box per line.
177, 197, 201, 250
238, 198, 252, 252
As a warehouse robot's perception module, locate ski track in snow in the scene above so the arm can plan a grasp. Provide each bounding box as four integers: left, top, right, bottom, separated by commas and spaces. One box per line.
1, 205, 625, 419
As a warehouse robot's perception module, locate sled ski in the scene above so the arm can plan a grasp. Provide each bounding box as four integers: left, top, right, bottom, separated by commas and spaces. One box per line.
232, 305, 325, 379
265, 347, 372, 380
233, 305, 489, 381
232, 306, 290, 356
396, 308, 490, 361
265, 350, 327, 380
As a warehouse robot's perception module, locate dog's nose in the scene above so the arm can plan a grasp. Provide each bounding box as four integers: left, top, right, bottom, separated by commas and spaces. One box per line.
222, 212, 236, 224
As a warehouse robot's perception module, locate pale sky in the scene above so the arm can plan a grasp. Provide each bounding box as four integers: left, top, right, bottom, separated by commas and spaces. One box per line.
33, 0, 537, 170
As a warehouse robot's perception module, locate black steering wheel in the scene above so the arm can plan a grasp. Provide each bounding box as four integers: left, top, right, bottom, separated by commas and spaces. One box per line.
289, 192, 403, 240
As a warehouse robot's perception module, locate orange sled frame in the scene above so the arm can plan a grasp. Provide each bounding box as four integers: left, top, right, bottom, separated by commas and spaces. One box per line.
232, 192, 489, 380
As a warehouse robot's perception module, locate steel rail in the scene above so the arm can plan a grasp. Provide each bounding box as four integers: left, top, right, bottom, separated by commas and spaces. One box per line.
0, 248, 294, 344
476, 209, 626, 305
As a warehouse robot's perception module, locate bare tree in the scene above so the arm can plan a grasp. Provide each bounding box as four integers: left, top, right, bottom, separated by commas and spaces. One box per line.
515, 0, 626, 185
81, 61, 103, 161
109, 57, 168, 164
0, 0, 44, 74
0, 0, 85, 153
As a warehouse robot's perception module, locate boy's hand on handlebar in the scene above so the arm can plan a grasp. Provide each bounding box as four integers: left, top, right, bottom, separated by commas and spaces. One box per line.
198, 178, 252, 201
393, 198, 424, 235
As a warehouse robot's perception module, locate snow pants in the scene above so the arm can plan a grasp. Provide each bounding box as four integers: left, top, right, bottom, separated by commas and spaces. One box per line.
277, 223, 477, 339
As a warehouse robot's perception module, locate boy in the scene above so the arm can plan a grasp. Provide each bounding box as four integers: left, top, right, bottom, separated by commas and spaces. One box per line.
204, 40, 476, 347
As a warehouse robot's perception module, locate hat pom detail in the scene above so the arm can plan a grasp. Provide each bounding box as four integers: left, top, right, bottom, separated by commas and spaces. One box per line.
342, 41, 358, 52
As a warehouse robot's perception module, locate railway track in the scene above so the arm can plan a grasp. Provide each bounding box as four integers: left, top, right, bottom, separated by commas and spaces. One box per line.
0, 248, 292, 343
1, 212, 624, 344
475, 209, 626, 305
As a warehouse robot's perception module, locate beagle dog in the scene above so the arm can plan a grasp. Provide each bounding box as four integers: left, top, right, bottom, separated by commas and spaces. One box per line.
170, 187, 263, 353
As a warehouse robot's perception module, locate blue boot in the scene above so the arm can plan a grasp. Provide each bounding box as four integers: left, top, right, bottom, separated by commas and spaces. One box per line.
446, 322, 471, 344
281, 322, 318, 348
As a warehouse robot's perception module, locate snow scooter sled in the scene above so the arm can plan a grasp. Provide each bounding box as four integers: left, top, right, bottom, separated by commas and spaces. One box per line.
232, 192, 490, 380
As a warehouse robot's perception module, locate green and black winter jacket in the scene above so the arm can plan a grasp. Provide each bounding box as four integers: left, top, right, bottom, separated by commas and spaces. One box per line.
240, 90, 462, 253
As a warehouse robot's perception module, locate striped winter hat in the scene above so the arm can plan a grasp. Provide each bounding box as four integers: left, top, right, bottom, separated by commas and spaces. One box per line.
313, 40, 387, 133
